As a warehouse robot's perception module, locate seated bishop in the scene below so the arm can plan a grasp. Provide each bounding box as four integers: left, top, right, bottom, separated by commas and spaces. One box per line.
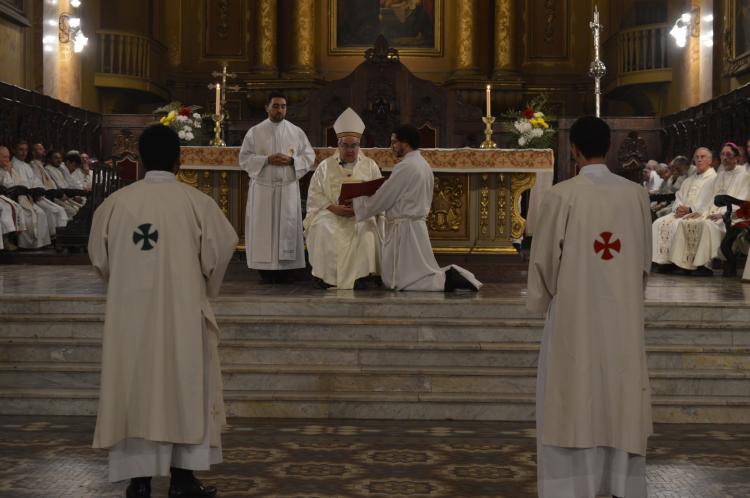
303, 108, 384, 289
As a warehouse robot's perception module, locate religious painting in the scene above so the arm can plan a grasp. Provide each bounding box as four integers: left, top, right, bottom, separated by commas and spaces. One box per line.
329, 0, 443, 56
734, 0, 750, 58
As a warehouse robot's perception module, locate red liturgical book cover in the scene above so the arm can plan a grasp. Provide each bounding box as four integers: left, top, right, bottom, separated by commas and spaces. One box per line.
338, 177, 386, 204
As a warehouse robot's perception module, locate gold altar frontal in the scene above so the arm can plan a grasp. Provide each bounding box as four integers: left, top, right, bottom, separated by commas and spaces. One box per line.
178, 147, 554, 254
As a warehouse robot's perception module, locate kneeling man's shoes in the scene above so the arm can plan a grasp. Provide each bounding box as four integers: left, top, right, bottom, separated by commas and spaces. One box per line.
168, 478, 217, 498
126, 477, 151, 498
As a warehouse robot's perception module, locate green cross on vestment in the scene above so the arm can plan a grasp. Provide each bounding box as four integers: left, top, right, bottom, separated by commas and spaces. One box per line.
133, 223, 158, 251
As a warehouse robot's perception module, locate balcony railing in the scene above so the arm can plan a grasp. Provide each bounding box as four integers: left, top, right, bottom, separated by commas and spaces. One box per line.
95, 30, 169, 99
604, 23, 672, 92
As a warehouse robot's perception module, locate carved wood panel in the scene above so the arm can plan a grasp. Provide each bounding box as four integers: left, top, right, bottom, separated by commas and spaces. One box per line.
204, 0, 245, 57
527, 0, 568, 59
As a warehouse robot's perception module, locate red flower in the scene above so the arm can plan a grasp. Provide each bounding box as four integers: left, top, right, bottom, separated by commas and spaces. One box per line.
522, 107, 535, 119
179, 106, 192, 117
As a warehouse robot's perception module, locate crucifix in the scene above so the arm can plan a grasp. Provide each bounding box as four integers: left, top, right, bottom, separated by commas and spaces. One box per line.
207, 63, 241, 146
588, 5, 607, 118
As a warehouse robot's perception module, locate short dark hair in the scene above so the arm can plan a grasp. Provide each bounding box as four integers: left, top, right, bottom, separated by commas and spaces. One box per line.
138, 125, 180, 171
393, 124, 420, 150
266, 91, 287, 105
14, 139, 28, 149
569, 116, 610, 159
64, 150, 82, 166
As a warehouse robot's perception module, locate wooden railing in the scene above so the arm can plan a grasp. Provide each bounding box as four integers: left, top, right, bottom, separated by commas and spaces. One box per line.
95, 30, 169, 99
604, 23, 672, 91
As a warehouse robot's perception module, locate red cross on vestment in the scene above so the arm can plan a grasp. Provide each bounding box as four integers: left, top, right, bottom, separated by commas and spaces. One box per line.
593, 231, 621, 261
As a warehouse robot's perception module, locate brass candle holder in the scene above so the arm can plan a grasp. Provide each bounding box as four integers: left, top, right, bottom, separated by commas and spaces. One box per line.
480, 116, 496, 149
210, 114, 226, 147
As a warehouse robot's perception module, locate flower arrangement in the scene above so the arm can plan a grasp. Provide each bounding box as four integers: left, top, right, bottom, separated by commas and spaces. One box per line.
502, 94, 556, 149
154, 102, 207, 145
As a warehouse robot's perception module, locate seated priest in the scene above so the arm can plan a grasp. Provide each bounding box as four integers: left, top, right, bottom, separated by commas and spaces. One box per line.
720, 197, 750, 278
304, 108, 384, 289
44, 150, 83, 216
652, 156, 689, 218
30, 143, 79, 218
0, 145, 51, 248
0, 193, 21, 251
351, 124, 482, 292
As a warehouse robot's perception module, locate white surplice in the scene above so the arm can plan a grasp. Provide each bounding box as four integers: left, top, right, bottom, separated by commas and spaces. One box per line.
528, 164, 652, 498
304, 152, 383, 289
352, 150, 481, 291
88, 171, 237, 480
11, 157, 67, 235
0, 164, 51, 248
239, 119, 315, 270
673, 167, 750, 270
652, 168, 717, 266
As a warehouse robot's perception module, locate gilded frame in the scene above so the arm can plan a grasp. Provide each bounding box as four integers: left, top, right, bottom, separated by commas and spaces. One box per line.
328, 0, 443, 57
724, 0, 750, 75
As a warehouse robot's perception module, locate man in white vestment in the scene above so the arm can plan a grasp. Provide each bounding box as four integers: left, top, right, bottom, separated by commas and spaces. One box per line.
89, 125, 237, 498
0, 145, 51, 248
45, 150, 84, 215
30, 143, 79, 219
673, 142, 750, 275
351, 124, 481, 292
239, 91, 315, 283
642, 159, 663, 192
78, 152, 93, 190
304, 108, 383, 289
652, 147, 717, 273
528, 116, 652, 498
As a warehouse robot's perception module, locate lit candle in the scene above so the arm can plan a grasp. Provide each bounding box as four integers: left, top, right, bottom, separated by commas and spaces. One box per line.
215, 83, 221, 116
486, 84, 491, 117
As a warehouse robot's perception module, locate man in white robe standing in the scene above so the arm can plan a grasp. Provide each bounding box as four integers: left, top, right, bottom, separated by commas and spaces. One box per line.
351, 124, 481, 292
89, 125, 238, 498
239, 91, 315, 283
679, 142, 750, 275
652, 147, 718, 273
304, 108, 383, 289
528, 116, 652, 498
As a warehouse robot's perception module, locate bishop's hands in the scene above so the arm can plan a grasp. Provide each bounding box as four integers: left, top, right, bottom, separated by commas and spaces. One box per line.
328, 200, 355, 218
674, 205, 691, 218
268, 153, 294, 166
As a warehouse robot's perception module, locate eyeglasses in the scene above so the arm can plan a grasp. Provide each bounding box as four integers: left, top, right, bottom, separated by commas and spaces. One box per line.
339, 143, 360, 150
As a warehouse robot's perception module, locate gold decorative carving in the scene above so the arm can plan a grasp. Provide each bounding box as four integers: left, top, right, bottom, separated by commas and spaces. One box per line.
289, 0, 315, 74
479, 173, 490, 238
497, 173, 506, 238
201, 170, 213, 197
428, 175, 465, 234
494, 0, 515, 70
543, 0, 556, 44
255, 0, 277, 73
176, 170, 198, 189
219, 171, 230, 217
510, 173, 535, 240
112, 130, 138, 156
454, 0, 478, 73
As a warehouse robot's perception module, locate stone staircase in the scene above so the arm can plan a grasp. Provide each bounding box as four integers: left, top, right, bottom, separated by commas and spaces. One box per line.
0, 295, 749, 422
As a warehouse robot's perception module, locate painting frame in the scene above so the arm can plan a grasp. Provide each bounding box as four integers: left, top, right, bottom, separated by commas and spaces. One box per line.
328, 0, 443, 57
725, 0, 750, 75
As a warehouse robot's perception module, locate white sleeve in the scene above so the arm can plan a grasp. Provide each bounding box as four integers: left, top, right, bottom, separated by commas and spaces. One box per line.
238, 128, 268, 179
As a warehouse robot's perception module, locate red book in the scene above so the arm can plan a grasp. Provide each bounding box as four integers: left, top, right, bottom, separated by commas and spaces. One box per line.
338, 177, 386, 204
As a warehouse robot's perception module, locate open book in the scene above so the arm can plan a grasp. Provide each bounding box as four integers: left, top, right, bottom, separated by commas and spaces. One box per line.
338, 177, 386, 204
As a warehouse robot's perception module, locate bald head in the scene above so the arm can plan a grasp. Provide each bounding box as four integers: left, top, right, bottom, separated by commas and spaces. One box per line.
0, 146, 11, 170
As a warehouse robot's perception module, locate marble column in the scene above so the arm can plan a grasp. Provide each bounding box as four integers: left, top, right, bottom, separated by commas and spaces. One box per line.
253, 0, 277, 77
451, 0, 480, 78
287, 0, 316, 77
492, 0, 521, 83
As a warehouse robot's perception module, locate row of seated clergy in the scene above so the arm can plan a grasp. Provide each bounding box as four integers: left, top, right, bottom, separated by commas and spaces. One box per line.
0, 141, 89, 250
304, 108, 384, 289
652, 143, 750, 275
649, 156, 694, 219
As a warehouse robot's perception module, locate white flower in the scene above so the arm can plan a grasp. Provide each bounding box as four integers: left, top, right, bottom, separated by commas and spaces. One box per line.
176, 115, 188, 122
178, 130, 186, 139
193, 113, 201, 119
534, 112, 544, 118
183, 125, 192, 133
532, 128, 543, 138
194, 121, 201, 128
519, 120, 533, 133
185, 132, 194, 141
518, 136, 527, 146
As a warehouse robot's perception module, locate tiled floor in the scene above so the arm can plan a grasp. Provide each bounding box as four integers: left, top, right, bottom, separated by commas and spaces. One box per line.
0, 417, 748, 498
1, 261, 749, 304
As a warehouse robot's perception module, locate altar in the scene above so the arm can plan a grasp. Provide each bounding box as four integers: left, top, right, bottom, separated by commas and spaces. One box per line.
177, 146, 554, 254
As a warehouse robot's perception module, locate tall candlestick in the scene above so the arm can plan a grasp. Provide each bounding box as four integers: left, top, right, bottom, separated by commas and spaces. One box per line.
588, 5, 606, 117
486, 84, 492, 117
215, 83, 221, 116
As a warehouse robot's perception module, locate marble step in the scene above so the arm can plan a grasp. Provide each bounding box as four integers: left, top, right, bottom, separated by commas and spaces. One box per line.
3, 295, 750, 323
3, 338, 750, 370
1, 387, 748, 423
1, 362, 748, 397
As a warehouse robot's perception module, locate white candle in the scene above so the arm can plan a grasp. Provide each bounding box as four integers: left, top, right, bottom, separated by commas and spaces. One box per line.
215, 83, 221, 116
486, 84, 491, 117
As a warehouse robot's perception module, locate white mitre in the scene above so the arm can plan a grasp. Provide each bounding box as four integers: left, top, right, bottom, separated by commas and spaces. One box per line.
333, 108, 365, 139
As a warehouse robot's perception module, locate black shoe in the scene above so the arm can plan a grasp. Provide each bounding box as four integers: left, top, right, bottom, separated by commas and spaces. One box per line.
258, 269, 275, 284
723, 261, 738, 278
126, 477, 151, 498
312, 276, 332, 289
444, 267, 478, 292
654, 263, 677, 274
169, 470, 217, 498
353, 278, 368, 290
691, 266, 714, 277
